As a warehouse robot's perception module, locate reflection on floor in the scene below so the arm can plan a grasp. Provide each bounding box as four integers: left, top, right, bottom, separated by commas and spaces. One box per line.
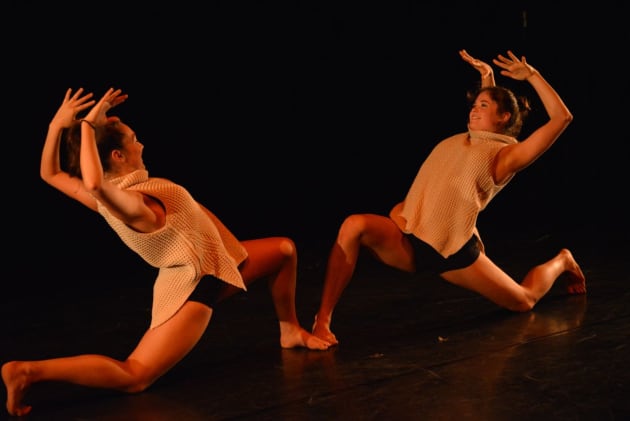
2, 233, 629, 420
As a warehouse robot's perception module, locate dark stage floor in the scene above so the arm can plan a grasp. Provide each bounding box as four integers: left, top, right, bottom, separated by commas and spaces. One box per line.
2, 229, 629, 420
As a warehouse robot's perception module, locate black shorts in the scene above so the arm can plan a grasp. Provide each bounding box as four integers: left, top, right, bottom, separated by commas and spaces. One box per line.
187, 274, 227, 309
407, 233, 481, 275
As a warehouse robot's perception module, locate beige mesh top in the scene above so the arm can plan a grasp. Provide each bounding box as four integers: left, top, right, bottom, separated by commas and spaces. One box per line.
397, 130, 518, 258
96, 169, 248, 329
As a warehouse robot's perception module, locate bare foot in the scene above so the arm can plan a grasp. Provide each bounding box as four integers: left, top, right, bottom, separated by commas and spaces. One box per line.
2, 361, 33, 417
279, 322, 331, 350
311, 316, 339, 346
560, 249, 586, 294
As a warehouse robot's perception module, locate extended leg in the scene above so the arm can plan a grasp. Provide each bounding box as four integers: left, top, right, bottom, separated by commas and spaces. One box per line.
441, 249, 586, 312
3, 301, 212, 417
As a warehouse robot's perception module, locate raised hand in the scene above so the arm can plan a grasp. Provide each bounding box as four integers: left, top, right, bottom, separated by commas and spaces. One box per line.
83, 87, 128, 126
51, 88, 95, 128
459, 49, 493, 80
493, 50, 536, 81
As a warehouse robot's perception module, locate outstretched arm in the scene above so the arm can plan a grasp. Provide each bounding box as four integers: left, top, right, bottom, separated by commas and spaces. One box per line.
493, 51, 573, 178
40, 88, 98, 210
459, 49, 495, 88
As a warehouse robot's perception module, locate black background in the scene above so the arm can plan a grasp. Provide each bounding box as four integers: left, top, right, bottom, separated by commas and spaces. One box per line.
5, 2, 627, 285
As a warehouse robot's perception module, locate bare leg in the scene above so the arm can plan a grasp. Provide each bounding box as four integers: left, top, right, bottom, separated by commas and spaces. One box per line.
2, 301, 212, 417
442, 248, 586, 312
311, 242, 359, 345
238, 237, 331, 350
312, 214, 415, 344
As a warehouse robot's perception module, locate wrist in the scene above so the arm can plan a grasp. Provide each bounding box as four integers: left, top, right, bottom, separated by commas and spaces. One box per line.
525, 68, 539, 81
49, 120, 66, 131
80, 119, 96, 129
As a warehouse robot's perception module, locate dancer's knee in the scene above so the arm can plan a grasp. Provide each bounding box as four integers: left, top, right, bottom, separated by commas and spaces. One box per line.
506, 296, 536, 313
338, 214, 367, 241
278, 237, 296, 258
117, 360, 158, 394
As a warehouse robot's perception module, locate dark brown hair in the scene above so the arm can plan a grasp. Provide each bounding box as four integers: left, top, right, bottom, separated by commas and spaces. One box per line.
64, 120, 126, 178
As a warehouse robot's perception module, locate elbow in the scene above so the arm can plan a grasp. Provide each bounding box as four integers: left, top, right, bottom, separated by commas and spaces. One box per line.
81, 169, 106, 193
564, 111, 574, 126
40, 169, 61, 188
552, 111, 573, 132
560, 108, 574, 128
40, 171, 52, 185
40, 163, 56, 184
82, 178, 103, 194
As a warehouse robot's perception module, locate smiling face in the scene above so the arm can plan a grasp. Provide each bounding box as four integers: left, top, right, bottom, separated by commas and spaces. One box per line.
467, 90, 511, 133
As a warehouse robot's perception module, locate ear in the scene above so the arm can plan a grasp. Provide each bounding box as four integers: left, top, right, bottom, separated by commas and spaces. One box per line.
500, 112, 511, 124
111, 149, 125, 162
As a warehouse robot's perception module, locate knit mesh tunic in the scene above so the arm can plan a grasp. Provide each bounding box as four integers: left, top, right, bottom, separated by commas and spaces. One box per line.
96, 169, 248, 329
398, 130, 517, 258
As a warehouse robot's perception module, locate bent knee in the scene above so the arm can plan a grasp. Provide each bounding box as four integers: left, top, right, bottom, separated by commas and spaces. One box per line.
278, 237, 296, 257
117, 360, 159, 394
338, 214, 368, 239
121, 381, 152, 394
506, 297, 536, 313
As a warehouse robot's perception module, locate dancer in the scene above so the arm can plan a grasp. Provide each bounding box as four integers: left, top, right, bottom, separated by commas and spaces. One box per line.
3, 87, 331, 416
311, 49, 586, 345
